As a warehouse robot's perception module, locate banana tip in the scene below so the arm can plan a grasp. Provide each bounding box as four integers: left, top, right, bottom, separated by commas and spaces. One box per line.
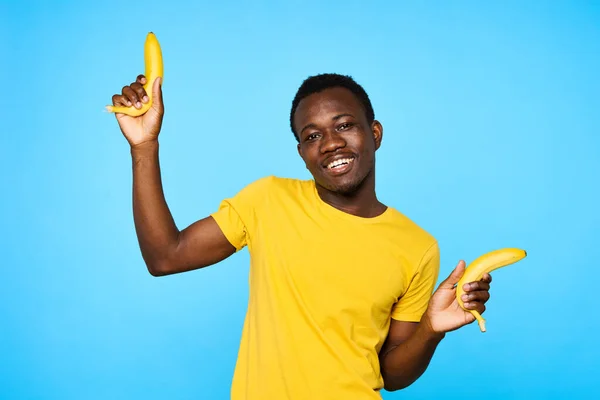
478, 320, 486, 332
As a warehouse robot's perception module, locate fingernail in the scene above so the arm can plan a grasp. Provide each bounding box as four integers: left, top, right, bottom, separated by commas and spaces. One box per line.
127, 101, 132, 106
462, 294, 469, 301
143, 95, 149, 102
136, 102, 142, 108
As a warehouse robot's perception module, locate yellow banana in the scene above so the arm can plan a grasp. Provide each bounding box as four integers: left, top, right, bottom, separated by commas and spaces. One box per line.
456, 248, 527, 332
105, 32, 163, 116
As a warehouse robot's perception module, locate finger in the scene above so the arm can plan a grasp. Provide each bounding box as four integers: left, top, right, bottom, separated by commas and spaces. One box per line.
439, 260, 466, 289
463, 280, 490, 292
112, 94, 132, 107
462, 302, 486, 314
122, 85, 143, 109
130, 81, 149, 104
461, 290, 490, 304
136, 74, 147, 85
481, 272, 492, 284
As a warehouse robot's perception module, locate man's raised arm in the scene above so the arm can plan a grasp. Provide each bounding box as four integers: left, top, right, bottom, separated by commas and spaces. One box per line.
111, 74, 236, 276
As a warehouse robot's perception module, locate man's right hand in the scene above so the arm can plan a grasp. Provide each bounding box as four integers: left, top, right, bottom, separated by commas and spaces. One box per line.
111, 74, 164, 147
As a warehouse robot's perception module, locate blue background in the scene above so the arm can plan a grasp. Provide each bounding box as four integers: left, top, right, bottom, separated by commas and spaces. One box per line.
2, 1, 599, 398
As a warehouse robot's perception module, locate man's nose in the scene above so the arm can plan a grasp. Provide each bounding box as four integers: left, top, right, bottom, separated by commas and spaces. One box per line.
320, 131, 346, 153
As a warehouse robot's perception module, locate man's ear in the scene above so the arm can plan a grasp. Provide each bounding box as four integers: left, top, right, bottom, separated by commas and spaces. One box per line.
297, 143, 310, 170
372, 120, 383, 150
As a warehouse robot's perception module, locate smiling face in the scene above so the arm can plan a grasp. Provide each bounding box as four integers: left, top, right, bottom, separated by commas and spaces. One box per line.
294, 87, 383, 195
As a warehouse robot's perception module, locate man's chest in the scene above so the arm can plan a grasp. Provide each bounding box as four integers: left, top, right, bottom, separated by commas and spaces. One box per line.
251, 217, 415, 328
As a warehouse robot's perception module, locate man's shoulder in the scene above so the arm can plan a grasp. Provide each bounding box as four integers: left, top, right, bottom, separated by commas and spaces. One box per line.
385, 206, 438, 247
244, 174, 313, 193
227, 175, 313, 205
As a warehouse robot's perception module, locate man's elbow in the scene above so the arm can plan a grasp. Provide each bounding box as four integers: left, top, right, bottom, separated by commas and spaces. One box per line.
147, 266, 167, 277
383, 380, 409, 392
145, 259, 174, 277
381, 371, 415, 392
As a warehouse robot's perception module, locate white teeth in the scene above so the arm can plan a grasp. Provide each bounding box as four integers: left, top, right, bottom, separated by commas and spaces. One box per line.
327, 157, 354, 169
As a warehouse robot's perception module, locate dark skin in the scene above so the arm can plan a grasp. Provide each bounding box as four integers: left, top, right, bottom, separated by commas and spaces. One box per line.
295, 87, 386, 218
111, 76, 492, 391
111, 75, 236, 276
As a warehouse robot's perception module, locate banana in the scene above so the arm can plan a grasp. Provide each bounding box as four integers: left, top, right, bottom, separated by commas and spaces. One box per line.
105, 32, 163, 116
456, 248, 527, 332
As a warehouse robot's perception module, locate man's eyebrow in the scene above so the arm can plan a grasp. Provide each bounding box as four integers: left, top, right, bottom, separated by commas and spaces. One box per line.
332, 113, 354, 121
300, 123, 317, 135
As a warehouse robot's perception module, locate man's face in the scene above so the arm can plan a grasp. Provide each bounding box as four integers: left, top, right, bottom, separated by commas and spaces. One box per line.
295, 87, 382, 195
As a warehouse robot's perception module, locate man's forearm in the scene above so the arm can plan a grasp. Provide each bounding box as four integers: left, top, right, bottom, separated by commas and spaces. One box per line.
131, 140, 179, 275
380, 319, 445, 391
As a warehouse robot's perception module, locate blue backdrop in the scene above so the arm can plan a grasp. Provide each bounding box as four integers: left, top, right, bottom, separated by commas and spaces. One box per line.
2, 1, 598, 398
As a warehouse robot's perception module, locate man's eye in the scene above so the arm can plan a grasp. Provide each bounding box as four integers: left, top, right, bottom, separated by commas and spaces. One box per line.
306, 133, 319, 140
338, 123, 353, 130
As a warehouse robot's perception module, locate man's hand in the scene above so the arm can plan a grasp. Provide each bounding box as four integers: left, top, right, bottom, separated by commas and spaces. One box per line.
378, 260, 492, 391
422, 260, 492, 334
110, 74, 164, 148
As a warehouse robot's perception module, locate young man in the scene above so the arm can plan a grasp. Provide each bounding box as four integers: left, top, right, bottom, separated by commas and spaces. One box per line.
110, 73, 492, 399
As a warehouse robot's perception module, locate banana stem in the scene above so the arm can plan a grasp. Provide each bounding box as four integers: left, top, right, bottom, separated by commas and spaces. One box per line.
471, 311, 486, 332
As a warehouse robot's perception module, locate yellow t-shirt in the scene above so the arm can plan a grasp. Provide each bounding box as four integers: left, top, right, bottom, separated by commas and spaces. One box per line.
210, 175, 440, 400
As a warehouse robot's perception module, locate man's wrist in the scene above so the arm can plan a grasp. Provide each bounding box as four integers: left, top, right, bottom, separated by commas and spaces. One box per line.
419, 314, 446, 342
130, 140, 159, 157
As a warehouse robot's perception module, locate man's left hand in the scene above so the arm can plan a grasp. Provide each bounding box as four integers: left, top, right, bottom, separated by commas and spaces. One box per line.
422, 260, 492, 334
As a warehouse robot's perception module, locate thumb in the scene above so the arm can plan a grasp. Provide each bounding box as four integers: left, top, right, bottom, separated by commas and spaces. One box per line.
439, 260, 466, 289
151, 77, 163, 111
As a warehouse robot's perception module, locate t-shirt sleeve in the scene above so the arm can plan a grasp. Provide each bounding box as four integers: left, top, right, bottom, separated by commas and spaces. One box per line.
390, 241, 441, 322
209, 176, 272, 252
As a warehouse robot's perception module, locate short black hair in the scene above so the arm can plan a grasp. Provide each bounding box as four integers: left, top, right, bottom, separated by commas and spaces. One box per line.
289, 73, 375, 142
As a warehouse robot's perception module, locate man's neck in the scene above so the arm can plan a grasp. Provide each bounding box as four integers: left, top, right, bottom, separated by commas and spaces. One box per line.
316, 179, 387, 218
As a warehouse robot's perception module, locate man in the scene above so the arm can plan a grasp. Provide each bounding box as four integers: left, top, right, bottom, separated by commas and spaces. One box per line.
110, 72, 492, 399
